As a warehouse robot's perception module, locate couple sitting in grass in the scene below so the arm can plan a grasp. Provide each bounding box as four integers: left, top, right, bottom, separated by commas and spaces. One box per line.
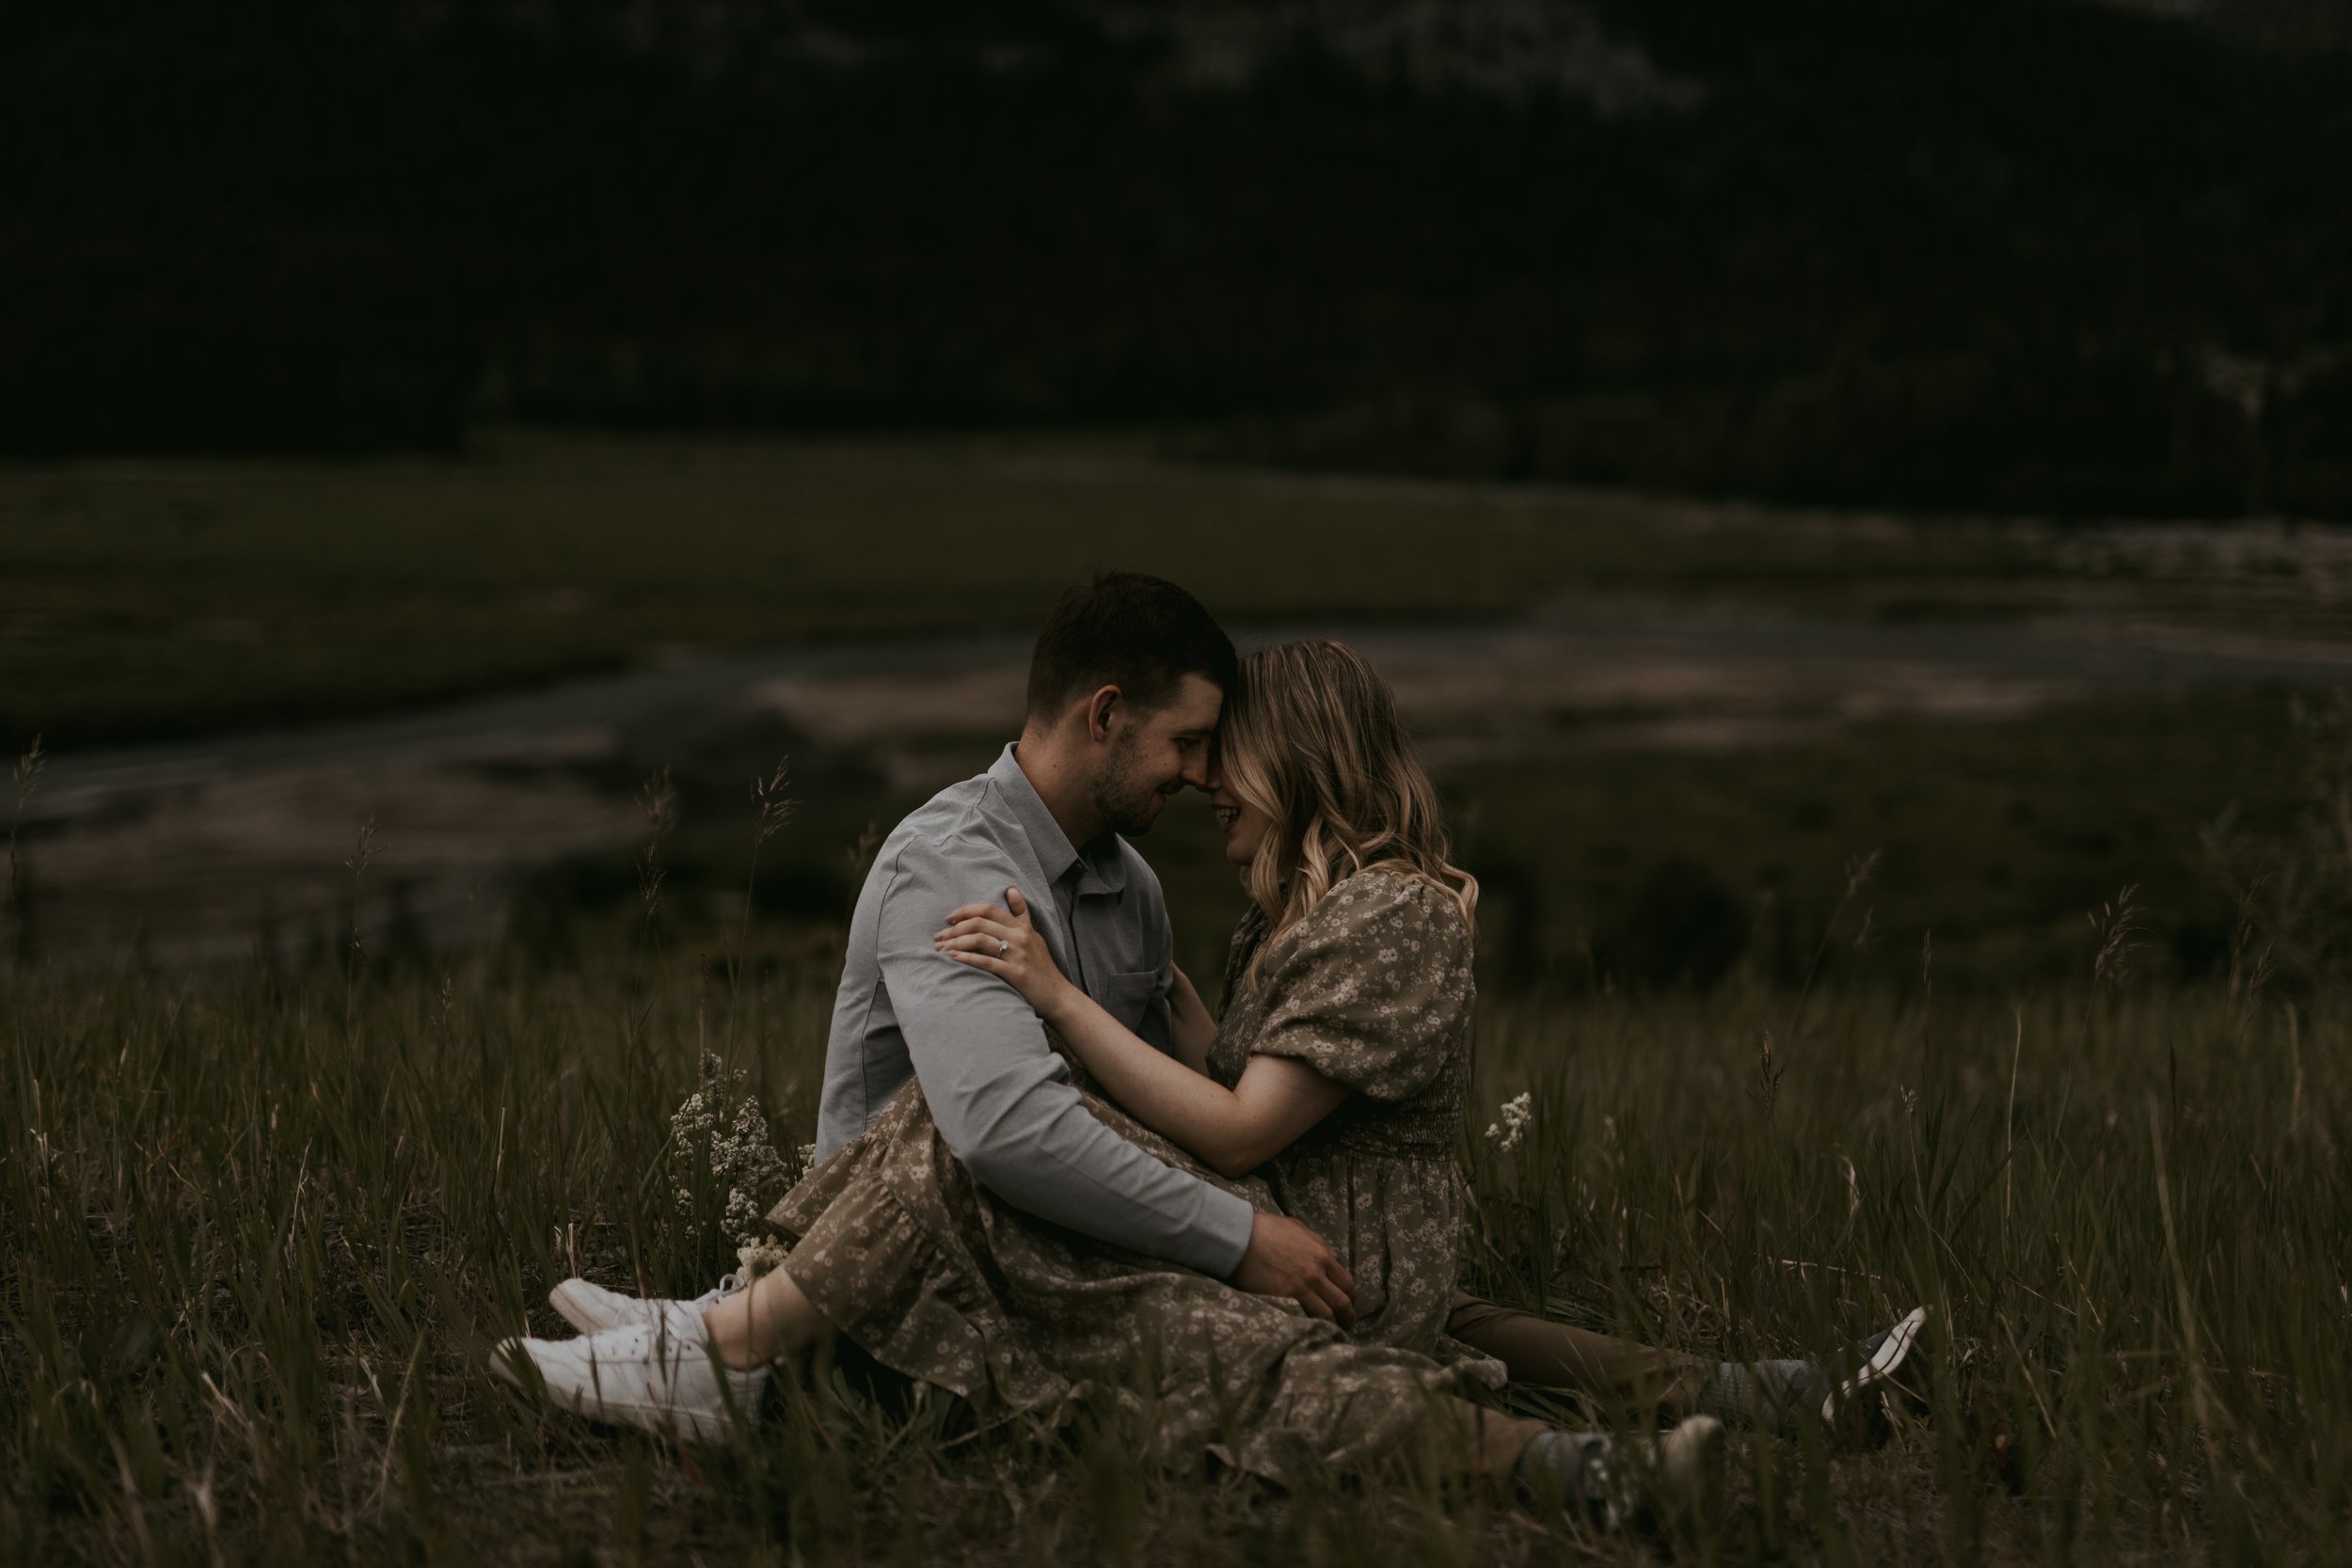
494, 571, 1926, 1531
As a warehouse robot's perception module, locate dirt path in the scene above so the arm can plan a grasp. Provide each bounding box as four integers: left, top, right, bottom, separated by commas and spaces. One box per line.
14, 606, 2350, 970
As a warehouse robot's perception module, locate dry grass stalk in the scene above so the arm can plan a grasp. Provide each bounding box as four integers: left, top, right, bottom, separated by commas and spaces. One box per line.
731, 759, 796, 997
7, 734, 42, 966
636, 767, 677, 945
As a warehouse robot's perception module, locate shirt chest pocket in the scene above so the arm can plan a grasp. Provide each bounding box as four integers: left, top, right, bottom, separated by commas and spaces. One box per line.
1097, 968, 1166, 1032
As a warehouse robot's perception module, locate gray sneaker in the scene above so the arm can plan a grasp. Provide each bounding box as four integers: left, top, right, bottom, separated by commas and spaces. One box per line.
1520, 1416, 1725, 1534
1746, 1305, 1931, 1446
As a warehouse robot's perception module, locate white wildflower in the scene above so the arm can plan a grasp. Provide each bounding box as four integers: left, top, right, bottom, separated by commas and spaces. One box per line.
738, 1238, 791, 1279
668, 1051, 794, 1249
1485, 1091, 1534, 1154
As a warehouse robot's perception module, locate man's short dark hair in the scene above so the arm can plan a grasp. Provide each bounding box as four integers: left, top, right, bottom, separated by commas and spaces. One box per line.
1025, 571, 1239, 721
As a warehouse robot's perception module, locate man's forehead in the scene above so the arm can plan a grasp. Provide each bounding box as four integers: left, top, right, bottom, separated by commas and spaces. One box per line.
1156, 673, 1225, 732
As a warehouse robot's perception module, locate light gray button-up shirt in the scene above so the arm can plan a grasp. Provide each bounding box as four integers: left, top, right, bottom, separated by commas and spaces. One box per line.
812, 743, 1256, 1278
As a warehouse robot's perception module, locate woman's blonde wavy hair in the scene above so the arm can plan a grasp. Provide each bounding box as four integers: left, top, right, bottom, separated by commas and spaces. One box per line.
1218, 640, 1477, 963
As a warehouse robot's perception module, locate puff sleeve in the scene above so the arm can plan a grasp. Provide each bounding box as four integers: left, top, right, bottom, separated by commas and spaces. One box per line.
1244, 871, 1474, 1101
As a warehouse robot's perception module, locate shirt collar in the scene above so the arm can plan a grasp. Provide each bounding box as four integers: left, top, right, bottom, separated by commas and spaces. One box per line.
988, 742, 1130, 896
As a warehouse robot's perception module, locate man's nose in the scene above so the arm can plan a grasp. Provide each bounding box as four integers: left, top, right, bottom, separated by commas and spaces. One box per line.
1182, 751, 1216, 790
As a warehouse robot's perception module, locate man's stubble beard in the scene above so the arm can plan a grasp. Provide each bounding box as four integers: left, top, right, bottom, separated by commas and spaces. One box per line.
1090, 732, 1169, 839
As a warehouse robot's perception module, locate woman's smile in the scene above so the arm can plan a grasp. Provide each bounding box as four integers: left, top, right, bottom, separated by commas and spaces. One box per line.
1209, 785, 1270, 864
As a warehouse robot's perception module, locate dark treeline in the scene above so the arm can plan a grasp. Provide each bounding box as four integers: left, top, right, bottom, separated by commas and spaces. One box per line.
8, 0, 2351, 516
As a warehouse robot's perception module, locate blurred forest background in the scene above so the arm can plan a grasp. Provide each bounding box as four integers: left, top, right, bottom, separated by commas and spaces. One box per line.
10, 0, 2352, 515
8, 0, 2352, 1005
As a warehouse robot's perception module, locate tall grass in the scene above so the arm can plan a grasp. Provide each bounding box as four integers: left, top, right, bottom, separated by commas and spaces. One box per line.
5, 941, 2346, 1563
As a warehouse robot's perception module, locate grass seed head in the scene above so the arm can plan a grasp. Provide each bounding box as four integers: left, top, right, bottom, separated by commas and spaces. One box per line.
343, 814, 378, 879
11, 734, 41, 810
2090, 883, 2146, 989
751, 759, 794, 847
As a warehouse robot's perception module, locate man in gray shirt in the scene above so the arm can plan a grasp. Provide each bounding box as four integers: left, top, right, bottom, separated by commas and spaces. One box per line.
812, 571, 1354, 1317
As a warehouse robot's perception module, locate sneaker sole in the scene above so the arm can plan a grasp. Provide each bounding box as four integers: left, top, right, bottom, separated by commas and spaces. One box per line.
489, 1336, 742, 1445
1820, 1306, 1929, 1428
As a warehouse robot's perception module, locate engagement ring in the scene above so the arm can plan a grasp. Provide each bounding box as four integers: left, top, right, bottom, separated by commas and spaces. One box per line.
997, 938, 1009, 956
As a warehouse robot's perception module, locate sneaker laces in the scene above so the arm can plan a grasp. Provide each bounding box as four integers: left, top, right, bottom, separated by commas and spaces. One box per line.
692, 1273, 749, 1309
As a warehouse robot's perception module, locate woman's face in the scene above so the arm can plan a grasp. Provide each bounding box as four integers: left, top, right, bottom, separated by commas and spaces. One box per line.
1207, 753, 1275, 867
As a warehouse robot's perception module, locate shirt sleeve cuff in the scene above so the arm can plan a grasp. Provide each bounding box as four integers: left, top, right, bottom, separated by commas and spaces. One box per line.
1180, 1186, 1257, 1279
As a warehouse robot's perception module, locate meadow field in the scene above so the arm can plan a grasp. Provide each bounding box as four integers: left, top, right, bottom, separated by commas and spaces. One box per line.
7, 434, 2351, 1562
6, 916, 2347, 1565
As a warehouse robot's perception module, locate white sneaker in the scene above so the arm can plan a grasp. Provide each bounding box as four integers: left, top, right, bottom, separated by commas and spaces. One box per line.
548, 1273, 747, 1336
490, 1302, 767, 1444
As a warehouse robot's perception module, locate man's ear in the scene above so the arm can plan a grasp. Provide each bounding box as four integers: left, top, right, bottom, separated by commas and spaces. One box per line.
1084, 685, 1123, 743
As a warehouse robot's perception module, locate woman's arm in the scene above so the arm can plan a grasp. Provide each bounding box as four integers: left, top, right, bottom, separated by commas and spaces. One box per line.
1168, 964, 1216, 1073
1041, 989, 1348, 1179
938, 891, 1349, 1178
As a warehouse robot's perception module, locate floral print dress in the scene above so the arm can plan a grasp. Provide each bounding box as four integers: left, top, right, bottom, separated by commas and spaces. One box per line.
1209, 871, 1483, 1361
766, 868, 1497, 1484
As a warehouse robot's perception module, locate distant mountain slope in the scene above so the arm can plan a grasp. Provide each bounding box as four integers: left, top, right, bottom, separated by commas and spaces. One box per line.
2093, 0, 2352, 53
7, 0, 2348, 516
1081, 1, 1704, 110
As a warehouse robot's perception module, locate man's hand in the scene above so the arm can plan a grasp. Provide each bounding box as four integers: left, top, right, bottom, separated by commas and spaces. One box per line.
1232, 1212, 1356, 1328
